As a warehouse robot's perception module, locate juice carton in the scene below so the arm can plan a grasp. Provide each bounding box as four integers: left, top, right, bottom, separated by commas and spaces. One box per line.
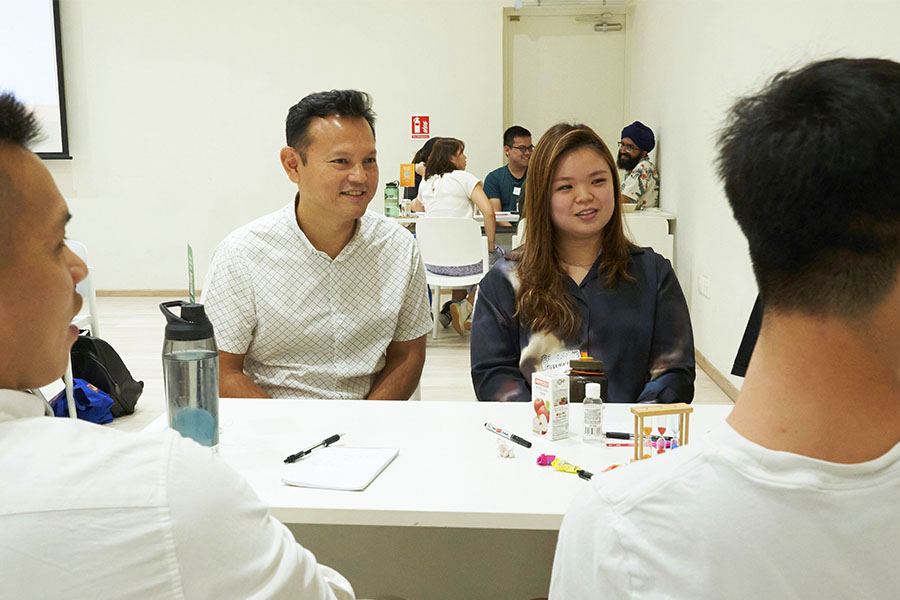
532, 371, 570, 441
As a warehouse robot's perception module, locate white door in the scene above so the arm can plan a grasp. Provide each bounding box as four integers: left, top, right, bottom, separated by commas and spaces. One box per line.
505, 12, 627, 152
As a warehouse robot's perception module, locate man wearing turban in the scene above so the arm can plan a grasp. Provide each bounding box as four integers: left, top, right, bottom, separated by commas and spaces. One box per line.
617, 121, 660, 209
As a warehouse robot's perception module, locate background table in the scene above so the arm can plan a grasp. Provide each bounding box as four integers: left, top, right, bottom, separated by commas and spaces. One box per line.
155, 399, 731, 599
392, 212, 520, 226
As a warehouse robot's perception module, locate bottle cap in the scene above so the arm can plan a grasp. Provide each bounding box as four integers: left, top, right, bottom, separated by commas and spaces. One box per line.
585, 382, 602, 399
160, 301, 215, 341
570, 358, 605, 372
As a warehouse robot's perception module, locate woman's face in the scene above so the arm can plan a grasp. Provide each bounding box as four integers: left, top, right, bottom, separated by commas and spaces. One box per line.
549, 146, 615, 242
450, 148, 467, 171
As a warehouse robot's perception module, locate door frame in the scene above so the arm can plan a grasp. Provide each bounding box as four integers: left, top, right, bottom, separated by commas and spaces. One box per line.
502, 4, 634, 156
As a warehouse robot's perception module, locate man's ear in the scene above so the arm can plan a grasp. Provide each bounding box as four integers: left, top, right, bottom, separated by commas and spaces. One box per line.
504, 146, 510, 159
280, 146, 301, 184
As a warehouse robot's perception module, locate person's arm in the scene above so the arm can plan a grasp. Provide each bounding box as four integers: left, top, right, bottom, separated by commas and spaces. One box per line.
410, 198, 425, 212
470, 182, 496, 249
219, 350, 270, 398
372, 237, 431, 400
470, 269, 531, 402
636, 256, 696, 403
202, 240, 265, 395
367, 335, 426, 400
482, 172, 512, 227
166, 433, 355, 599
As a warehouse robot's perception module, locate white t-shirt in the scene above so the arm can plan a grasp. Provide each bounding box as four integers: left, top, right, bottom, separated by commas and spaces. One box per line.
550, 421, 900, 599
202, 202, 432, 399
0, 389, 354, 599
418, 170, 481, 218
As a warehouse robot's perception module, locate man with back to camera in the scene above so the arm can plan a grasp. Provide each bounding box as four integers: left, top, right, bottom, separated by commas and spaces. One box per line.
203, 89, 432, 400
0, 93, 354, 598
617, 120, 659, 210
483, 125, 532, 221
549, 58, 900, 598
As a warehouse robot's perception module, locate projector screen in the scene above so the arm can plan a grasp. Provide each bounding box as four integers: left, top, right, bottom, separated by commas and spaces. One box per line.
0, 0, 70, 159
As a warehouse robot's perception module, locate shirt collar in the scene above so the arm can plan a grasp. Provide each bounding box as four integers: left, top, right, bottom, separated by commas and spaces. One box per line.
287, 196, 365, 262
0, 389, 51, 423
506, 165, 526, 181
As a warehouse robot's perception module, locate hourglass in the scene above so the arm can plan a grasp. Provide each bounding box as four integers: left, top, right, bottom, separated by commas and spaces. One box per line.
631, 403, 693, 461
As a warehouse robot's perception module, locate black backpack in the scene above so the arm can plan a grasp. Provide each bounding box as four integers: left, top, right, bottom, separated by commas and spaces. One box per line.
70, 335, 144, 418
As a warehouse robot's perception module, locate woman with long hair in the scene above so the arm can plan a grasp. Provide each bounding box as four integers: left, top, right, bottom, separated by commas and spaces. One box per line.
412, 137, 503, 334
470, 123, 694, 403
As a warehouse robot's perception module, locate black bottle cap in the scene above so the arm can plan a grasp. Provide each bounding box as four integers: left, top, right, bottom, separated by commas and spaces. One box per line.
160, 300, 215, 341
570, 358, 605, 373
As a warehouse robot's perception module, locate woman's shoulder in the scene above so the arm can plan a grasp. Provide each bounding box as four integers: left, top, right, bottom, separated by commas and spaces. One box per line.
450, 169, 481, 183
627, 246, 677, 282
481, 255, 519, 293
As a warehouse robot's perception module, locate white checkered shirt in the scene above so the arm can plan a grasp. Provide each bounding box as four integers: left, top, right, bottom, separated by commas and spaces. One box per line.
202, 202, 432, 399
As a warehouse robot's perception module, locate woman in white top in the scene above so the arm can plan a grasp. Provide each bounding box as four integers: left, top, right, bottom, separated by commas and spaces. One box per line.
411, 138, 502, 334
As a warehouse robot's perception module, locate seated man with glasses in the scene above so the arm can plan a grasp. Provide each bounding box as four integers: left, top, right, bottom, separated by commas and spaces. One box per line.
617, 121, 660, 210
483, 125, 533, 222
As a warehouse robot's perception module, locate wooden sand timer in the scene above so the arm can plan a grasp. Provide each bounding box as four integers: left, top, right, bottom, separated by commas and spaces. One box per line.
631, 403, 693, 461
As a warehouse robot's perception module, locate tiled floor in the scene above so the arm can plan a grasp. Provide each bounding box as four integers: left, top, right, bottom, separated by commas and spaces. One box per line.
43, 296, 732, 431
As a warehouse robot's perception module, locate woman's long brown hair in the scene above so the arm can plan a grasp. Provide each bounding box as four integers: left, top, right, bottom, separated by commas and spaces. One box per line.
424, 138, 464, 179
514, 123, 634, 339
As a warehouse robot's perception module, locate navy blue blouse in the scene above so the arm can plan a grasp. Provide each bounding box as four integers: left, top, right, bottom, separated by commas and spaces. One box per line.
470, 248, 695, 404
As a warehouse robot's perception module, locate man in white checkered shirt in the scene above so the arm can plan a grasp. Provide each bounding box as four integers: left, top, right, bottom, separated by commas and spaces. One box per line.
203, 90, 432, 400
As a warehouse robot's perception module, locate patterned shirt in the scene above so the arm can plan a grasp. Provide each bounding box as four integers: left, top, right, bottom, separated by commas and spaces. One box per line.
202, 202, 432, 399
621, 157, 659, 209
470, 248, 694, 403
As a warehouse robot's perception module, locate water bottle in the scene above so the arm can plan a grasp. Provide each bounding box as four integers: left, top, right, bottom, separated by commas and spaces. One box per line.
160, 301, 219, 447
583, 382, 604, 444
384, 181, 400, 217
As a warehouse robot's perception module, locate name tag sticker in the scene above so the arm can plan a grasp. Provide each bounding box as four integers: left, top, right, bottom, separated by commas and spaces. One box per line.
513, 186, 521, 196
541, 349, 581, 373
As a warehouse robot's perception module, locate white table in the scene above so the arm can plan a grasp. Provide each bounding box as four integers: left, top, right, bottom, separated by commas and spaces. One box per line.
207, 399, 729, 529
392, 212, 520, 226
152, 400, 732, 598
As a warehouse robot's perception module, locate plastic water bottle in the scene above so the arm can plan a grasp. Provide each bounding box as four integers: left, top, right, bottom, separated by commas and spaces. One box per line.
160, 301, 219, 448
384, 181, 400, 217
583, 382, 604, 444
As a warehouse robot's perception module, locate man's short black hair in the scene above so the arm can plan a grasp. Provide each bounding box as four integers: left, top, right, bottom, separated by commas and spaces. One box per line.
504, 125, 532, 147
0, 92, 42, 148
718, 58, 900, 318
285, 89, 376, 163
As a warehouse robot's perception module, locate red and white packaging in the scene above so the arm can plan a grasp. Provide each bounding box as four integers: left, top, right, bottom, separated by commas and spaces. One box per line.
532, 371, 569, 441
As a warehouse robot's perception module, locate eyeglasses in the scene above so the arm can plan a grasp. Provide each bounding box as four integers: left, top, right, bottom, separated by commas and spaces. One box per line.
509, 144, 535, 153
617, 141, 639, 153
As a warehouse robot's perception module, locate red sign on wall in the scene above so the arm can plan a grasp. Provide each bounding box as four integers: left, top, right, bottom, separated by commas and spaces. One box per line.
411, 115, 430, 139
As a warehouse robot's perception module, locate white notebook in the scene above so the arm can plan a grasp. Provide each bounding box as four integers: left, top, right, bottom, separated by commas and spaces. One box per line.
281, 446, 399, 491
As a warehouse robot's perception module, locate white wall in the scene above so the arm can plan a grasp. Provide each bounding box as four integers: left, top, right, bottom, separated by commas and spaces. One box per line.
48, 0, 509, 290
47, 0, 900, 384
628, 0, 900, 388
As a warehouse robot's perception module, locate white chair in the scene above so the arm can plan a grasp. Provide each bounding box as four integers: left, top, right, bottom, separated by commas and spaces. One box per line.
68, 240, 100, 337
415, 218, 489, 339
511, 217, 527, 249
63, 240, 100, 419
623, 214, 674, 262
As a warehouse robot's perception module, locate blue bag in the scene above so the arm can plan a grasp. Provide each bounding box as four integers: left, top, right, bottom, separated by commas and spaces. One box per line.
51, 378, 115, 424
